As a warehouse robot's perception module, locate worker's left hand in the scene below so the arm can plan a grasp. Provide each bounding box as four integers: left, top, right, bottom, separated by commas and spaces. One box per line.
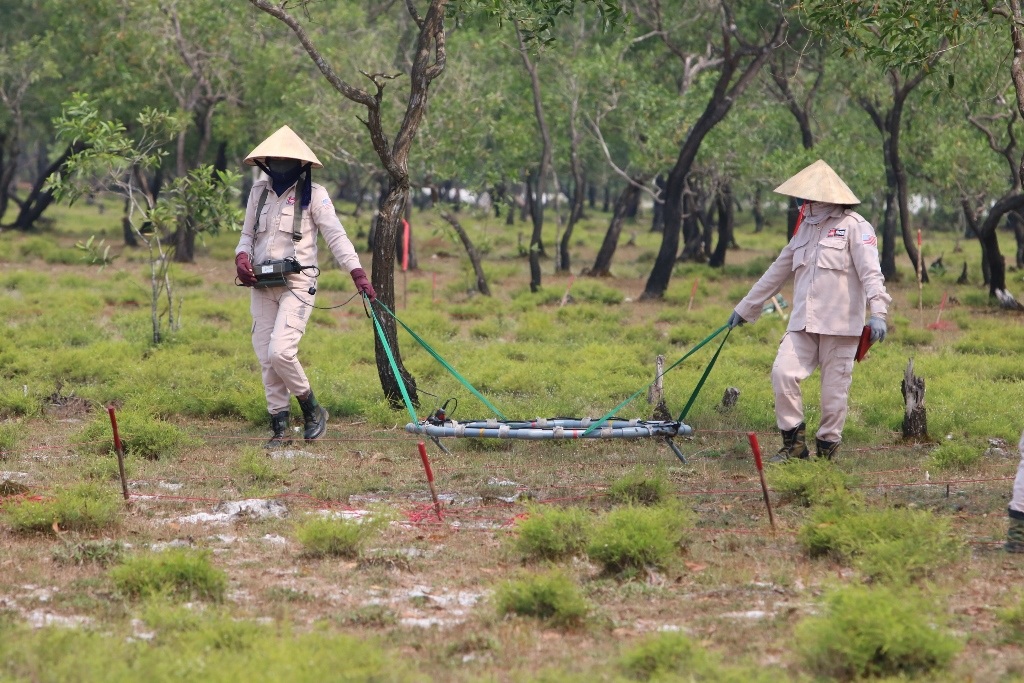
868, 316, 887, 343
727, 311, 746, 329
350, 267, 376, 302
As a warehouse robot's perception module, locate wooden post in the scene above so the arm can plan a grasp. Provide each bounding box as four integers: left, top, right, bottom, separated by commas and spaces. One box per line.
901, 358, 928, 441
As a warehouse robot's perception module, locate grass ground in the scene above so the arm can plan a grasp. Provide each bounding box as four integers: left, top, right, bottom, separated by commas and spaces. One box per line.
1, 195, 1024, 681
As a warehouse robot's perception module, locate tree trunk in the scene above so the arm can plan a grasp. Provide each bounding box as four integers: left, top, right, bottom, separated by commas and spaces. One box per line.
641, 18, 786, 299
753, 185, 765, 234
901, 358, 928, 441
1010, 211, 1024, 268
10, 143, 84, 231
441, 211, 490, 295
588, 181, 641, 277
708, 184, 734, 267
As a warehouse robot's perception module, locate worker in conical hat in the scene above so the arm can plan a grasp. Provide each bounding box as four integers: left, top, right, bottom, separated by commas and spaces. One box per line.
726, 160, 891, 463
234, 125, 376, 448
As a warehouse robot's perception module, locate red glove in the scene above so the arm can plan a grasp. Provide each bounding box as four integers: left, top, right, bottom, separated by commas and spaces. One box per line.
350, 267, 376, 302
235, 252, 257, 286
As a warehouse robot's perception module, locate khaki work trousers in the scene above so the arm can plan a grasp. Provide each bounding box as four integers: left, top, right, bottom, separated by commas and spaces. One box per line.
251, 286, 313, 414
1009, 431, 1024, 516
771, 330, 859, 443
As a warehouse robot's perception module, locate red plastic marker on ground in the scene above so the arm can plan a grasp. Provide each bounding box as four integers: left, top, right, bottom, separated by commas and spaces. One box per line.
417, 441, 443, 521
747, 432, 775, 530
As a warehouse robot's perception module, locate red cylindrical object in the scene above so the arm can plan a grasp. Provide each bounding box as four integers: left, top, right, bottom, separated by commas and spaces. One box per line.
747, 431, 763, 471
417, 441, 434, 482
402, 219, 410, 272
108, 405, 123, 453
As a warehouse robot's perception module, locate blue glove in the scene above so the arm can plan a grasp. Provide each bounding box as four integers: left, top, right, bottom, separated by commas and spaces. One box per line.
727, 311, 746, 329
868, 316, 887, 342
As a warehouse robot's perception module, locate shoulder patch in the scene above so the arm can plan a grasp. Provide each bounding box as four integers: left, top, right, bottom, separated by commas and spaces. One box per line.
862, 233, 877, 247
322, 197, 331, 207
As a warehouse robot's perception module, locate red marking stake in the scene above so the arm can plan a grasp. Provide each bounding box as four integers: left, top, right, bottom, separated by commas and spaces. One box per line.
417, 441, 443, 521
747, 432, 775, 530
107, 406, 130, 501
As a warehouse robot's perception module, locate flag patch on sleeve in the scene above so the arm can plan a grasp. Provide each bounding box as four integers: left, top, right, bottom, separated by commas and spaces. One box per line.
863, 233, 877, 247
322, 198, 331, 206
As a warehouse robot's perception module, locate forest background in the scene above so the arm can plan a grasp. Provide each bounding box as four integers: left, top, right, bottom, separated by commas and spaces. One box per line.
3, 1, 1024, 682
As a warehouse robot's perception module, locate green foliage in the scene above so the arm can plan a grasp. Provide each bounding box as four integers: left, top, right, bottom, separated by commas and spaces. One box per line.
0, 615, 404, 681
616, 631, 775, 682
52, 539, 125, 567
796, 584, 961, 680
587, 503, 693, 575
768, 459, 853, 506
997, 592, 1024, 644
0, 421, 21, 455
512, 504, 593, 561
928, 440, 983, 472
798, 499, 964, 583
109, 549, 227, 601
494, 569, 589, 628
295, 512, 391, 559
74, 410, 196, 460
234, 448, 285, 486
607, 466, 669, 506
3, 483, 120, 533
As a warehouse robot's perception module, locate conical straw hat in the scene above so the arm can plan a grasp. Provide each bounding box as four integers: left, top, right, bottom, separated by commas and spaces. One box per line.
244, 125, 323, 168
773, 159, 859, 204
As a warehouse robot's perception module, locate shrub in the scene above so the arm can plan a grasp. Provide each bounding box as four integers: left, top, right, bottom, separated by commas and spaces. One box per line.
0, 421, 21, 456
997, 593, 1024, 644
3, 483, 121, 533
512, 504, 592, 561
494, 569, 589, 628
608, 466, 669, 506
798, 501, 964, 584
295, 511, 391, 559
110, 549, 226, 601
768, 459, 853, 506
235, 448, 284, 486
74, 410, 196, 459
796, 584, 961, 680
52, 539, 125, 567
618, 632, 719, 681
587, 503, 693, 575
929, 441, 983, 472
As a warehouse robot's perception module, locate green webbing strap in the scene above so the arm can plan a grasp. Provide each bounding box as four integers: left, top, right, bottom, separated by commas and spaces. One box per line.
581, 324, 730, 437
375, 301, 507, 420
367, 297, 418, 424
676, 326, 731, 421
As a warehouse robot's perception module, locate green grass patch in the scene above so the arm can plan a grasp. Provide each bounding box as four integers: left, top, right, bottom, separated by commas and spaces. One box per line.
494, 569, 590, 628
294, 511, 391, 559
110, 549, 227, 601
617, 630, 777, 682
928, 440, 983, 472
796, 584, 961, 680
74, 410, 197, 459
798, 498, 964, 584
607, 466, 669, 506
52, 539, 125, 567
768, 459, 853, 506
3, 483, 121, 533
511, 504, 593, 562
587, 503, 693, 575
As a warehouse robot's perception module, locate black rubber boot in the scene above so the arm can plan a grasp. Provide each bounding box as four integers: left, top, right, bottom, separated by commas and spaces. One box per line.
816, 438, 840, 460
1007, 513, 1024, 553
265, 410, 292, 449
768, 422, 810, 464
297, 390, 328, 441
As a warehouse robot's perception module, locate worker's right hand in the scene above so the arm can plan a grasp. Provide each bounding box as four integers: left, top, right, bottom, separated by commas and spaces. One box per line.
727, 311, 746, 329
235, 252, 257, 287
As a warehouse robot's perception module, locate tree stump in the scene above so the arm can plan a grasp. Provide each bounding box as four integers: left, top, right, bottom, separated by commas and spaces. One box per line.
901, 358, 928, 441
718, 387, 740, 412
648, 355, 672, 421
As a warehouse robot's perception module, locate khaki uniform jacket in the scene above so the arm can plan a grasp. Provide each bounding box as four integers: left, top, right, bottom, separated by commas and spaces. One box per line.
234, 179, 363, 289
735, 207, 891, 336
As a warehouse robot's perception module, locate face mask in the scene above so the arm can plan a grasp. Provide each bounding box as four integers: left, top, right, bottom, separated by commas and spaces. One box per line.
267, 158, 301, 174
